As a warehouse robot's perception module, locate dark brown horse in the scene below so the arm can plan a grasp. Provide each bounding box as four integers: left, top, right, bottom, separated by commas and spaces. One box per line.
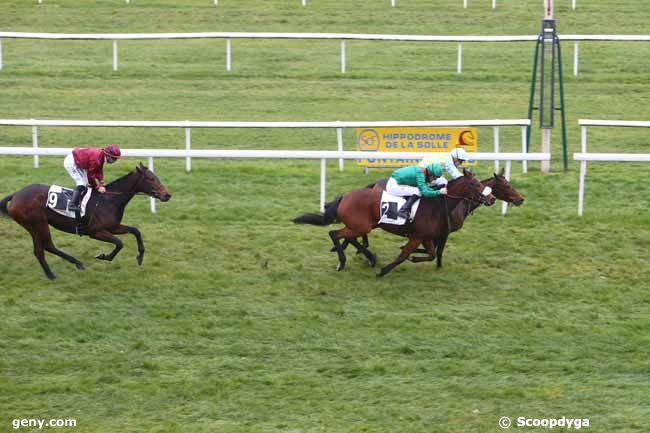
344, 168, 525, 267
0, 163, 171, 280
294, 168, 495, 277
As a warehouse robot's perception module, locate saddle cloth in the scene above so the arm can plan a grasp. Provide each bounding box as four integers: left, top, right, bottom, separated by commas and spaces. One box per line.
46, 186, 92, 218
379, 191, 421, 225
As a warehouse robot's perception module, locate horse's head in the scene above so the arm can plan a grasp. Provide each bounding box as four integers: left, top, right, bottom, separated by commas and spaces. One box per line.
487, 168, 524, 206
135, 163, 172, 202
447, 168, 496, 206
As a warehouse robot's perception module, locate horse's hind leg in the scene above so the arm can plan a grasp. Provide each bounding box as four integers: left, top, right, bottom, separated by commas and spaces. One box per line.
435, 234, 449, 269
377, 237, 421, 277
28, 228, 56, 280
37, 226, 85, 270
348, 238, 377, 267
328, 230, 347, 271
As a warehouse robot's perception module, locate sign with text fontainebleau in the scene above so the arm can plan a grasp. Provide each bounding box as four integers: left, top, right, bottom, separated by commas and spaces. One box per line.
356, 127, 478, 168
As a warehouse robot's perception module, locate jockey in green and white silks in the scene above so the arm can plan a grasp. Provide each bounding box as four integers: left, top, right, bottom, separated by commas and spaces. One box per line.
421, 147, 469, 188
386, 162, 446, 220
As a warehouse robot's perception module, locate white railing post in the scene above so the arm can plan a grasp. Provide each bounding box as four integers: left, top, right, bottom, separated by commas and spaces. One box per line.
148, 157, 156, 214
302, 0, 306, 6
463, 0, 468, 8
572, 0, 576, 10
578, 159, 586, 216
457, 43, 463, 73
320, 158, 326, 212
521, 125, 528, 173
214, 0, 218, 4
573, 42, 579, 76
501, 160, 511, 215
391, 0, 396, 7
125, 0, 130, 4
492, 0, 496, 8
112, 40, 118, 71
185, 126, 191, 172
340, 40, 346, 73
493, 126, 500, 172
581, 125, 587, 154
32, 125, 39, 168
226, 39, 232, 72
337, 126, 344, 171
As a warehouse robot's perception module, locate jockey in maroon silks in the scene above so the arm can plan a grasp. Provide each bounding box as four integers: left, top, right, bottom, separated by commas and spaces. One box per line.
64, 144, 122, 232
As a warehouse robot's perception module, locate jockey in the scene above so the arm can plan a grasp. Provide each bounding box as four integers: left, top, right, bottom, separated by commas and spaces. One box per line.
64, 144, 122, 222
423, 147, 469, 188
387, 161, 446, 220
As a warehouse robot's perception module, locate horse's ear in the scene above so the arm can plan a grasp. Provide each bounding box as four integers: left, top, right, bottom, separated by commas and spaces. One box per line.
463, 167, 471, 176
137, 162, 146, 172
499, 167, 505, 177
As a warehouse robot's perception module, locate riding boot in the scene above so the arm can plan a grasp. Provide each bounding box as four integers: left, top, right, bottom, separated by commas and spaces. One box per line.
397, 195, 419, 220
68, 185, 86, 236
68, 185, 85, 212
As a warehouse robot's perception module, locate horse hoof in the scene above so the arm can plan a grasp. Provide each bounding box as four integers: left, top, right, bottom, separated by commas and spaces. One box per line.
367, 254, 377, 268
96, 253, 108, 261
336, 263, 345, 271
46, 273, 56, 280
75, 262, 85, 270
136, 255, 144, 266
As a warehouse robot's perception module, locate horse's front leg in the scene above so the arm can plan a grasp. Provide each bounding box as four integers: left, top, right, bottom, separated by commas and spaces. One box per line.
90, 229, 124, 262
111, 224, 145, 265
436, 234, 449, 268
377, 237, 421, 277
409, 239, 436, 263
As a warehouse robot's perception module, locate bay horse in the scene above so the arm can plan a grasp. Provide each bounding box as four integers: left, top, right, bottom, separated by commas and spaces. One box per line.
294, 168, 495, 277
343, 168, 525, 267
0, 163, 171, 280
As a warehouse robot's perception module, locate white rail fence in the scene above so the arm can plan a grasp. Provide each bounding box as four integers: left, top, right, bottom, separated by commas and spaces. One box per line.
32, 1, 573, 9
0, 118, 531, 174
2, 32, 642, 75
0, 147, 548, 215
575, 119, 650, 216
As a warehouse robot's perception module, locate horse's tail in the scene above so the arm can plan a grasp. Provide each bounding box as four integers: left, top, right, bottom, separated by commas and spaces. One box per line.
293, 195, 343, 226
0, 194, 13, 217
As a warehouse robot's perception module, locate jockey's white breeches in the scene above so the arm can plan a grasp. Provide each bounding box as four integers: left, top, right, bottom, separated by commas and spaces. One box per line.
432, 176, 448, 186
64, 153, 88, 186
386, 177, 421, 197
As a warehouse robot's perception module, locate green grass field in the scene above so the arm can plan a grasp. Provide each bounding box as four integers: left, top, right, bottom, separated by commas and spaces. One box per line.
1, 1, 650, 432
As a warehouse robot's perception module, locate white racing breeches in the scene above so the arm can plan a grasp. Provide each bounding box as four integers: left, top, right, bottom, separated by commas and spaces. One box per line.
386, 177, 421, 197
64, 153, 88, 186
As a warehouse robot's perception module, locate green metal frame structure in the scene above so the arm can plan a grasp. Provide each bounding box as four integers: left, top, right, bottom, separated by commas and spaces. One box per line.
526, 24, 569, 171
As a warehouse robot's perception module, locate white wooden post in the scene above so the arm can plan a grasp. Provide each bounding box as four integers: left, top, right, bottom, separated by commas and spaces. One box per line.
578, 125, 587, 215
521, 125, 528, 173
463, 0, 468, 8
226, 39, 232, 72
148, 157, 156, 214
214, 0, 218, 4
493, 126, 500, 172
302, 0, 306, 6
340, 40, 346, 73
391, 0, 396, 6
457, 43, 463, 73
320, 158, 326, 212
572, 0, 576, 10
185, 127, 191, 172
112, 40, 118, 71
573, 42, 579, 76
32, 125, 39, 168
125, 0, 130, 4
501, 160, 511, 215
492, 0, 496, 8
337, 127, 344, 171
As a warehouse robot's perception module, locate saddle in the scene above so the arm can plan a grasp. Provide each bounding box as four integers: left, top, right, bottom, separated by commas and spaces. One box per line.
379, 191, 421, 225
46, 186, 92, 218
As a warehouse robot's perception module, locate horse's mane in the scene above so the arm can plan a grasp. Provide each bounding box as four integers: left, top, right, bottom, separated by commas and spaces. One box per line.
105, 169, 139, 190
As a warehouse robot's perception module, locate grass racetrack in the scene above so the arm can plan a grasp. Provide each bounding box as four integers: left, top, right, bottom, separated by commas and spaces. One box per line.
1, 1, 650, 432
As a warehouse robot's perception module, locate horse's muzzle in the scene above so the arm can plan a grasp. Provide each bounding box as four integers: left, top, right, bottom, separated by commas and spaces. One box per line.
160, 193, 172, 202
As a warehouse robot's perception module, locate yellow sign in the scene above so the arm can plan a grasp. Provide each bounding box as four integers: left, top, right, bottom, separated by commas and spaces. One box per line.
356, 127, 478, 168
